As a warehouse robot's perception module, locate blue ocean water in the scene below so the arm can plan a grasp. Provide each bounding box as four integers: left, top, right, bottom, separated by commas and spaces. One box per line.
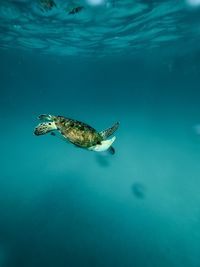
1, 1, 200, 267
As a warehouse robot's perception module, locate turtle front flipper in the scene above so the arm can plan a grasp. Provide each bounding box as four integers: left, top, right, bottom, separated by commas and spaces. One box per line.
34, 121, 57, 136
38, 114, 56, 121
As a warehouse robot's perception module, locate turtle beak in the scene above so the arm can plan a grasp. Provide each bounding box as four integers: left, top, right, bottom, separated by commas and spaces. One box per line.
34, 128, 41, 135
34, 124, 45, 136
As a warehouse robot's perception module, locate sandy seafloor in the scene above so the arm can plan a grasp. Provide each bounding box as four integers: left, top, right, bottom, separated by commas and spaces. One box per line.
1, 1, 200, 267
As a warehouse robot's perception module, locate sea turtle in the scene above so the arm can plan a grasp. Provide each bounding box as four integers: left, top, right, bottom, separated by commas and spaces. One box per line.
39, 0, 57, 12
68, 6, 84, 15
34, 114, 119, 154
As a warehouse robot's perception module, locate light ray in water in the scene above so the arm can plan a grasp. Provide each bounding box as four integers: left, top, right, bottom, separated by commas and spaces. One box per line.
186, 0, 200, 6
86, 0, 105, 6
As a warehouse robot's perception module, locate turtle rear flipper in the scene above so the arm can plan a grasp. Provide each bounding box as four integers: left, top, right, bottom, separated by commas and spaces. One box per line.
89, 136, 116, 152
100, 122, 119, 139
108, 146, 115, 155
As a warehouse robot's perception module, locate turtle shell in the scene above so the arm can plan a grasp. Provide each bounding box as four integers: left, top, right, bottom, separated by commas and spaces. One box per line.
54, 116, 103, 148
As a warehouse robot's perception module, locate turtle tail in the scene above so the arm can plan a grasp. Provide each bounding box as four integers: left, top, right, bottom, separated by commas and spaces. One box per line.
99, 122, 119, 139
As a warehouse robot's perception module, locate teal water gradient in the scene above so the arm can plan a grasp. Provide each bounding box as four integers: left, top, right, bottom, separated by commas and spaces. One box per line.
1, 1, 200, 267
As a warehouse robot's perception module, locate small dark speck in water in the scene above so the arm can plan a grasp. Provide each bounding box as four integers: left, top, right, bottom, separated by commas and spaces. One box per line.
131, 182, 146, 199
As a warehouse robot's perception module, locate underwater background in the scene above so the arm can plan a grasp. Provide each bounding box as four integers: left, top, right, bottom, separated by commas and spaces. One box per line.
1, 0, 200, 267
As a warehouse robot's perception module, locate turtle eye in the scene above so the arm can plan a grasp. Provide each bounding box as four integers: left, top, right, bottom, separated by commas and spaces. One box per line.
48, 122, 51, 125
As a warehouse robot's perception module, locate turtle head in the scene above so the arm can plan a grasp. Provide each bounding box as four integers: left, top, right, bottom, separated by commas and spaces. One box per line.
34, 121, 57, 136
